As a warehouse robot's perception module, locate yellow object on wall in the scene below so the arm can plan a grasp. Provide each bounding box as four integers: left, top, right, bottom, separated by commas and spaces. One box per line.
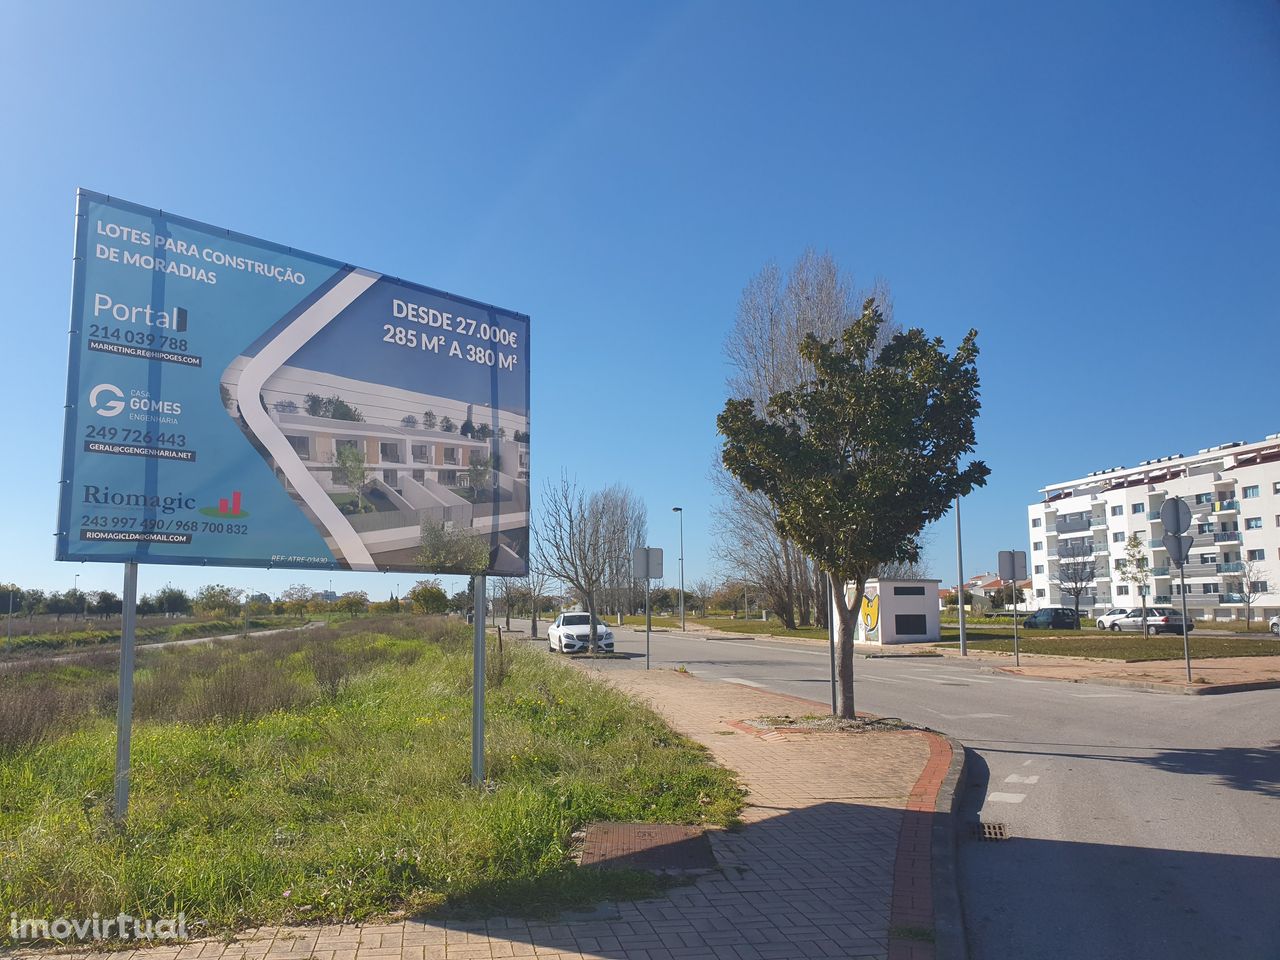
860, 594, 880, 635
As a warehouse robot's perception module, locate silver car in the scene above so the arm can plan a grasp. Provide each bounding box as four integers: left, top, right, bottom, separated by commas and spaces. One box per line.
1097, 608, 1138, 630
1113, 607, 1193, 636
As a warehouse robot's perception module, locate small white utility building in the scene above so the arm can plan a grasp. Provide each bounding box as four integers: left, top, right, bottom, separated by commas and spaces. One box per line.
851, 578, 942, 645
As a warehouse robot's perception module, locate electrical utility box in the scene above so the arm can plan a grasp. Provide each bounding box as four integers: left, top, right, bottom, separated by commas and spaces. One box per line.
852, 578, 942, 645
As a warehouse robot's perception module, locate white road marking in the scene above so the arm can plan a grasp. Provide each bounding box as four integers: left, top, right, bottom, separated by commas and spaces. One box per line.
921, 708, 1013, 720
1022, 759, 1038, 766
1070, 693, 1129, 698
720, 677, 765, 688
987, 792, 1027, 804
864, 675, 906, 683
1005, 774, 1040, 784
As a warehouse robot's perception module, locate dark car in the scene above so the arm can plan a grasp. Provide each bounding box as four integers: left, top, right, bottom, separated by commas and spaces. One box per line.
1022, 607, 1080, 630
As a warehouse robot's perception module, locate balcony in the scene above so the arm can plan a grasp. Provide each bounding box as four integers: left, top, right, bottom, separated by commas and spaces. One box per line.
1212, 500, 1239, 514
1150, 595, 1172, 605
1214, 531, 1242, 543
1150, 566, 1171, 577
1054, 517, 1091, 534
1221, 593, 1247, 604
1217, 561, 1244, 573
1149, 539, 1165, 549
1091, 515, 1108, 527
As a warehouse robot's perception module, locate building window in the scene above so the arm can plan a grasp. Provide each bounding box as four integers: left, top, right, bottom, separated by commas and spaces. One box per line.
893, 586, 926, 596
1198, 523, 1213, 534
1111, 505, 1123, 516
1202, 583, 1219, 595
1132, 503, 1145, 514
1246, 517, 1263, 530
1032, 518, 1042, 527
412, 470, 425, 483
1117, 586, 1129, 596
895, 614, 928, 636
1112, 532, 1125, 543
285, 435, 310, 461
1036, 588, 1045, 598
1033, 541, 1043, 551
1195, 493, 1214, 505
1243, 485, 1260, 499
1034, 564, 1045, 575
1200, 554, 1216, 565
1274, 482, 1280, 495
1248, 549, 1265, 561
1252, 581, 1269, 593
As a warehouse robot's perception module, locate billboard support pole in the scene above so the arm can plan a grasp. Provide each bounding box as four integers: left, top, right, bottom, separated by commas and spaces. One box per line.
1179, 564, 1192, 682
113, 561, 138, 823
471, 575, 486, 788
645, 577, 651, 671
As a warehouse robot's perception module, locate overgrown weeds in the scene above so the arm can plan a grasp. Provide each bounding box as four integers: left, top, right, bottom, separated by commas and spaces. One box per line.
0, 615, 742, 930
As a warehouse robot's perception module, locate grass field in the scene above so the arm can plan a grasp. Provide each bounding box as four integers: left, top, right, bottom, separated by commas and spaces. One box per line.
936, 630, 1280, 661
0, 616, 742, 931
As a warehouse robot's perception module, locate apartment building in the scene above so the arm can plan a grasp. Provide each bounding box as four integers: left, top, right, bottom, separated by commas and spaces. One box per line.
1027, 434, 1280, 622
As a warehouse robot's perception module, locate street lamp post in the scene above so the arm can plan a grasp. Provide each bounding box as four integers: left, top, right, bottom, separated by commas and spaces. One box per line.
672, 507, 685, 631
73, 573, 81, 622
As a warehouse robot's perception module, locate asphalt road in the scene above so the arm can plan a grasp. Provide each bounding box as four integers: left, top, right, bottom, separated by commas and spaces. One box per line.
560, 624, 1280, 960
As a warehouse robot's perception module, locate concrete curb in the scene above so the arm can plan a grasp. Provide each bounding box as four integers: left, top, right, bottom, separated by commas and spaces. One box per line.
978, 665, 1280, 696
929, 735, 970, 960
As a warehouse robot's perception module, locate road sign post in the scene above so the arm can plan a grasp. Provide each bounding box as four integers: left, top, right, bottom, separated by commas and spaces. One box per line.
472, 575, 487, 787
999, 550, 1027, 666
1159, 497, 1194, 682
632, 547, 663, 670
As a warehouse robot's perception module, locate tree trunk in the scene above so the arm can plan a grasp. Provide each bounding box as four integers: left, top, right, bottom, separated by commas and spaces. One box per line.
828, 572, 859, 720
530, 599, 538, 639
585, 590, 599, 653
1073, 595, 1081, 629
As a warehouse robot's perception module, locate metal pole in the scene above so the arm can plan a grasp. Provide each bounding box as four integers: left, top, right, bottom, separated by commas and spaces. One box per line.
6, 585, 13, 643
1179, 564, 1192, 682
645, 577, 651, 670
1010, 575, 1020, 667
471, 575, 486, 787
114, 561, 139, 823
956, 497, 967, 656
827, 577, 837, 716
676, 509, 685, 631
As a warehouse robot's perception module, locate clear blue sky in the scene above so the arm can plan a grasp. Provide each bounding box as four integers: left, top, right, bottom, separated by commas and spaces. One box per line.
2, 2, 1278, 601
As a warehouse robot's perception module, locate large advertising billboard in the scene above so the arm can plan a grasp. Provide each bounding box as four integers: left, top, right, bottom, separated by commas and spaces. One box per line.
57, 190, 530, 575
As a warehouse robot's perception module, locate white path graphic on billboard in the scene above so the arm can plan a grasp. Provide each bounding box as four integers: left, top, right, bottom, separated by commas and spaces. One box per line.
238, 269, 381, 570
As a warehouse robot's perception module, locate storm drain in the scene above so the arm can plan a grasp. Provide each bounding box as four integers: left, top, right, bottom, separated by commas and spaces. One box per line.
972, 821, 1010, 841
578, 822, 718, 873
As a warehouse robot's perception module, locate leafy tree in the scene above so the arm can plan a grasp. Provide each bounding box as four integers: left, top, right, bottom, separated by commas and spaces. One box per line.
305, 393, 364, 422
718, 299, 988, 718
335, 591, 368, 618
473, 423, 493, 441
417, 520, 489, 575
460, 418, 476, 438
468, 455, 493, 493
335, 443, 371, 510
156, 585, 191, 616
305, 392, 325, 416
448, 589, 472, 614
194, 584, 244, 619
279, 583, 315, 620
513, 429, 529, 443
497, 427, 507, 439
22, 588, 46, 620
91, 591, 122, 619
422, 410, 438, 430
273, 399, 298, 414
440, 416, 456, 433
1115, 534, 1151, 633
401, 414, 418, 429
407, 578, 450, 614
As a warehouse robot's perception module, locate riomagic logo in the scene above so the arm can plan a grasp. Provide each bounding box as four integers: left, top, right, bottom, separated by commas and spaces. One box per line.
199, 490, 249, 519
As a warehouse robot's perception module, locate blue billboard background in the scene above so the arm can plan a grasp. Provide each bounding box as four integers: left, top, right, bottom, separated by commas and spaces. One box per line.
58, 190, 530, 575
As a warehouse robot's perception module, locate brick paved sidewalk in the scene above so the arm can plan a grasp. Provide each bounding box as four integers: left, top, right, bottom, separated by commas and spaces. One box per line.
12, 668, 957, 960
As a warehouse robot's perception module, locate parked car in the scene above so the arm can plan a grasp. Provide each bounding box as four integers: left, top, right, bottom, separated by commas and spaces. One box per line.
1022, 607, 1080, 630
1097, 608, 1139, 631
548, 612, 615, 654
1112, 607, 1193, 636
1270, 614, 1279, 637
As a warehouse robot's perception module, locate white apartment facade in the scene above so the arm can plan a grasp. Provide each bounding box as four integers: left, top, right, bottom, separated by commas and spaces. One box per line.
1027, 434, 1280, 622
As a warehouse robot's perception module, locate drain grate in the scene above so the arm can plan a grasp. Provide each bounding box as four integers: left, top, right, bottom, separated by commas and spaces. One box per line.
972, 821, 1010, 841
579, 822, 718, 872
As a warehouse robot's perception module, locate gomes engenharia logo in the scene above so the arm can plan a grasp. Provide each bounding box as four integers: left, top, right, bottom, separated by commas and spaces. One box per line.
90, 384, 183, 421
82, 485, 195, 515
89, 383, 125, 417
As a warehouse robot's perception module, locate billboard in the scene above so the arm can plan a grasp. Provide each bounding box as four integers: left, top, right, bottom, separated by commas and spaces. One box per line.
57, 190, 530, 575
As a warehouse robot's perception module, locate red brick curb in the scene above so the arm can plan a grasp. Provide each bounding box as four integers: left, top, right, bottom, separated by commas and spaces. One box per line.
887, 732, 952, 960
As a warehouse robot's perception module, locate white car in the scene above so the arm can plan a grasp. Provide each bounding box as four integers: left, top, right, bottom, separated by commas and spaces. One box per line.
548, 612, 614, 654
1096, 608, 1137, 631
1270, 615, 1279, 637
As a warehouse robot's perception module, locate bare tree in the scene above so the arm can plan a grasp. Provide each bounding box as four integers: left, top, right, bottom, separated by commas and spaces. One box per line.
1229, 556, 1270, 628
1050, 540, 1095, 627
691, 577, 715, 617
525, 560, 552, 638
598, 485, 648, 624
533, 474, 612, 652
716, 251, 898, 630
